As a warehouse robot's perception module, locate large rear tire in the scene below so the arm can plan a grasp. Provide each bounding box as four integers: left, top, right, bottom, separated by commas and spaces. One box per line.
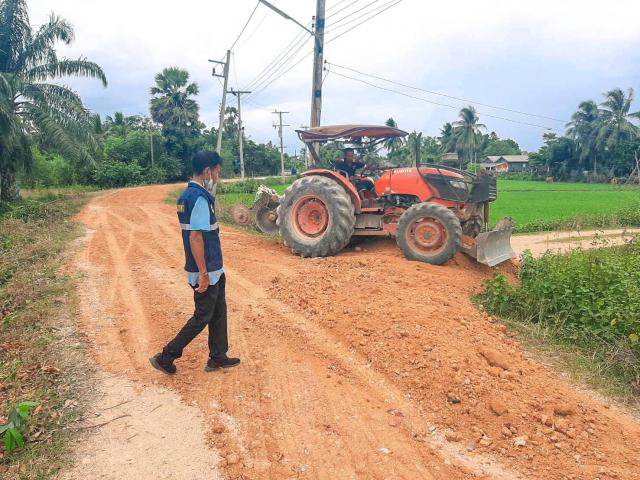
277, 176, 355, 257
396, 203, 462, 265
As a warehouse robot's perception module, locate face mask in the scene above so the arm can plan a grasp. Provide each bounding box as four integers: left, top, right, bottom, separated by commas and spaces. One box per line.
203, 168, 217, 194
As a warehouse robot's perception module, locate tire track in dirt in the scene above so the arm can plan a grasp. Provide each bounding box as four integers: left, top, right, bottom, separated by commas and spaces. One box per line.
72, 184, 640, 480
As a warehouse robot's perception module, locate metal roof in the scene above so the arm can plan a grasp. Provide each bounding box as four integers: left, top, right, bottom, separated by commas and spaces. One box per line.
296, 124, 409, 143
484, 155, 529, 163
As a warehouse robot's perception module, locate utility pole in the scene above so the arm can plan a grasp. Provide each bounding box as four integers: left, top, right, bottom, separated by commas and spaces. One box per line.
150, 129, 154, 167
209, 51, 231, 155
299, 125, 310, 168
272, 110, 290, 177
229, 89, 251, 179
310, 0, 326, 130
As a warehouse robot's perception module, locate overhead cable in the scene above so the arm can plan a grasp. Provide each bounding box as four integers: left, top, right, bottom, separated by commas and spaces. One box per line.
227, 2, 261, 53
329, 69, 558, 130
327, 62, 568, 123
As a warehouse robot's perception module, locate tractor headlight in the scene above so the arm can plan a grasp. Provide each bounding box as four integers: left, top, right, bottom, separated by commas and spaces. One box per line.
449, 180, 468, 191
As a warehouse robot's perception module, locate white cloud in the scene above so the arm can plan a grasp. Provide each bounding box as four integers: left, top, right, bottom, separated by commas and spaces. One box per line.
27, 0, 640, 152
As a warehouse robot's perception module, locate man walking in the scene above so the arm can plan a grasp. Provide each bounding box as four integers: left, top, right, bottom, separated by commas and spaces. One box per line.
150, 151, 240, 374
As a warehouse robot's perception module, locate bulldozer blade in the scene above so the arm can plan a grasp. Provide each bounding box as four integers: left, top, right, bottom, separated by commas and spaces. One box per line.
460, 218, 516, 267
255, 205, 279, 235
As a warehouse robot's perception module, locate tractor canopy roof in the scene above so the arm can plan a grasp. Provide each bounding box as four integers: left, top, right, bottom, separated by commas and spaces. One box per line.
296, 124, 409, 143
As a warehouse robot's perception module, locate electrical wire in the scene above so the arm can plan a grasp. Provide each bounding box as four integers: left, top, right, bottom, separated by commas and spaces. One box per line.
329, 69, 558, 130
234, 9, 270, 53
325, 0, 388, 33
246, 0, 403, 101
228, 1, 260, 52
326, 0, 365, 19
242, 27, 310, 90
327, 62, 568, 123
327, 0, 355, 13
245, 33, 311, 94
325, 0, 398, 34
324, 0, 403, 45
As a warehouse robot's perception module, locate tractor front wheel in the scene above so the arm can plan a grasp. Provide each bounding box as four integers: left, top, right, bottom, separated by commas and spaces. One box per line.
277, 176, 355, 257
396, 203, 462, 265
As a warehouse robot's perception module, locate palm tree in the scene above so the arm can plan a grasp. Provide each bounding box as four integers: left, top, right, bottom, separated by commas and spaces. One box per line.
566, 100, 600, 172
438, 122, 456, 153
0, 0, 107, 200
104, 112, 130, 136
383, 117, 402, 158
149, 67, 199, 131
453, 106, 485, 168
595, 88, 640, 176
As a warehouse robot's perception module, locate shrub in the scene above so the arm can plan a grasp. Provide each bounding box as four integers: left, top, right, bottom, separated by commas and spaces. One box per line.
92, 160, 144, 188
476, 238, 640, 390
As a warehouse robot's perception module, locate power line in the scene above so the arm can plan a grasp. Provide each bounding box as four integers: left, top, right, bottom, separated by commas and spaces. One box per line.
247, 0, 403, 101
235, 9, 270, 53
324, 0, 403, 45
326, 0, 365, 19
246, 34, 311, 95
243, 27, 310, 90
327, 61, 568, 123
327, 0, 355, 12
228, 1, 261, 52
329, 69, 558, 130
325, 0, 388, 33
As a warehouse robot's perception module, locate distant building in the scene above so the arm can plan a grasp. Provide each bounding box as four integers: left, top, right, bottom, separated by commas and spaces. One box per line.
480, 155, 529, 173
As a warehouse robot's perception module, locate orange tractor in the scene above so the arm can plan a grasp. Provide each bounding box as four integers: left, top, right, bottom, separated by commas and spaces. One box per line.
252, 124, 515, 267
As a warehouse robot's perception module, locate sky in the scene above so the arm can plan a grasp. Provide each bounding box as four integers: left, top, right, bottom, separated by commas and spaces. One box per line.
27, 0, 640, 154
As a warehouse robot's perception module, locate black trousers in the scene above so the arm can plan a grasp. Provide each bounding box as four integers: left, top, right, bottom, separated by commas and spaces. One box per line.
163, 274, 228, 361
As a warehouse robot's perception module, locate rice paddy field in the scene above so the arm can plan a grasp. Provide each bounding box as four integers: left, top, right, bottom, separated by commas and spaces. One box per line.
214, 178, 640, 234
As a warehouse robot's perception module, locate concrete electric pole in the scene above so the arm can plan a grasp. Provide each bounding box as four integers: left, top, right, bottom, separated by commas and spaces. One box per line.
310, 0, 326, 129
229, 89, 251, 179
209, 51, 231, 155
272, 110, 290, 176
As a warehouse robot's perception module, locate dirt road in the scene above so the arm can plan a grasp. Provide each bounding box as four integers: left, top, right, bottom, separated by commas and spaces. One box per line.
70, 184, 640, 480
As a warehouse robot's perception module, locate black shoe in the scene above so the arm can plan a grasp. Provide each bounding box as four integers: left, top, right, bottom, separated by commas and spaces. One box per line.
205, 356, 240, 372
149, 353, 177, 375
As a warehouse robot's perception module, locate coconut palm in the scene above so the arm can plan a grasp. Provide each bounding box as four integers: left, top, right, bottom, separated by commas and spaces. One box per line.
383, 117, 402, 158
566, 100, 600, 172
453, 106, 485, 168
597, 88, 639, 148
149, 67, 199, 131
438, 122, 456, 153
0, 0, 107, 200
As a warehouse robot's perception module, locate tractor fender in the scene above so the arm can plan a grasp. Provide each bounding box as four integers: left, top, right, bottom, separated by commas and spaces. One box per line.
301, 169, 362, 213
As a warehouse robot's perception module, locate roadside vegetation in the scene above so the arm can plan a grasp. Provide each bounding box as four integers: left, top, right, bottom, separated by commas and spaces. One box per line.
476, 238, 640, 404
0, 192, 92, 478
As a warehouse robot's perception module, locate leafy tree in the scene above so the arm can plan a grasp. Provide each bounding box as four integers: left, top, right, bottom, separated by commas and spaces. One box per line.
452, 106, 485, 168
150, 67, 199, 129
566, 100, 600, 172
0, 0, 107, 200
149, 67, 203, 176
438, 122, 456, 153
481, 137, 521, 156
597, 88, 639, 149
384, 117, 402, 158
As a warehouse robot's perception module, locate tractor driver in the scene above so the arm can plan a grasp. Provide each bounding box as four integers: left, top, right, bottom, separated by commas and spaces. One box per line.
333, 148, 374, 193
334, 148, 365, 178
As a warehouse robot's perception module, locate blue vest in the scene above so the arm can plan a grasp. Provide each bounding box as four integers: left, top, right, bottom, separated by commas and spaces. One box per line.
177, 182, 223, 278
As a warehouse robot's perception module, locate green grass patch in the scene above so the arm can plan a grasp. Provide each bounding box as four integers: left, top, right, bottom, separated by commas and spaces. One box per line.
475, 238, 640, 403
0, 192, 93, 478
494, 180, 640, 233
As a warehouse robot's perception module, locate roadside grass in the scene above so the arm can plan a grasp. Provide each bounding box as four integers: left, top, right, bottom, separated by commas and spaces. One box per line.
475, 238, 640, 407
0, 192, 93, 478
